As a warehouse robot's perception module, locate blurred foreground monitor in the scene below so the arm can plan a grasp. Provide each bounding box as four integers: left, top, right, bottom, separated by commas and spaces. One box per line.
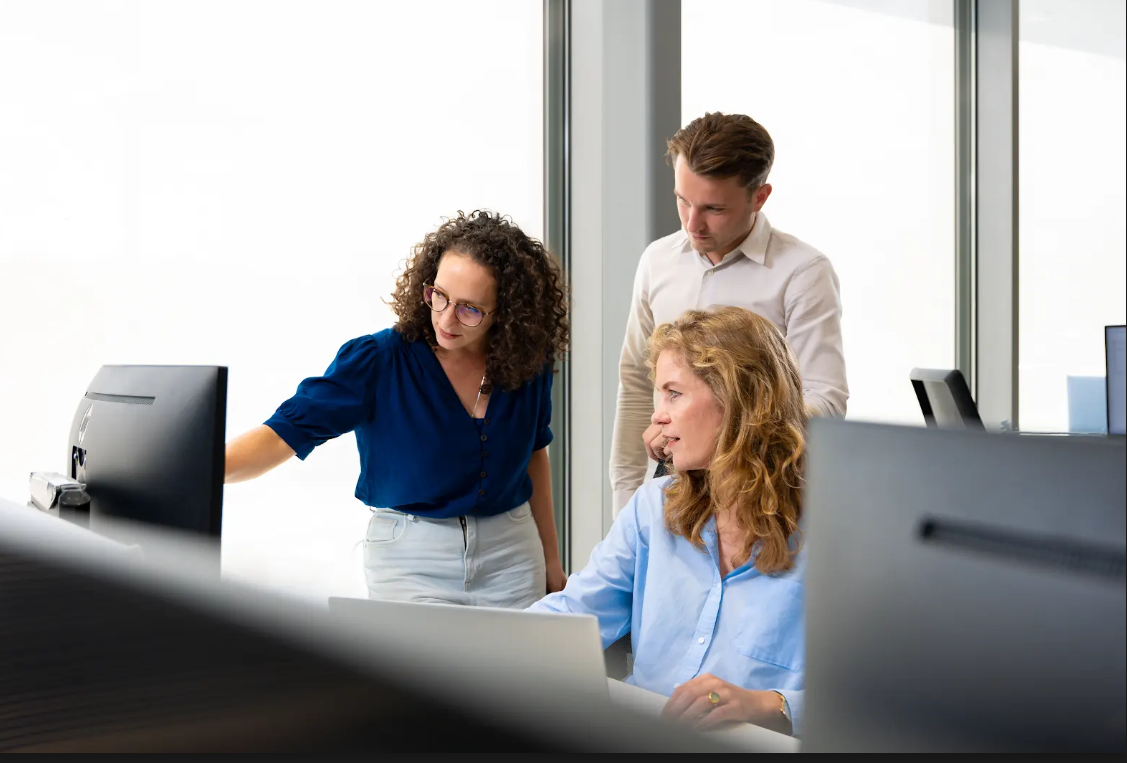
0, 496, 742, 753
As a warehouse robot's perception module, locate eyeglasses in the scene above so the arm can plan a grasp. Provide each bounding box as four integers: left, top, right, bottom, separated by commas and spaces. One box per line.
423, 284, 494, 328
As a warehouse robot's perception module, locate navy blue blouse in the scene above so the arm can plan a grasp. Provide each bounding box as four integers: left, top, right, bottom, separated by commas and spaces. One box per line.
264, 328, 554, 519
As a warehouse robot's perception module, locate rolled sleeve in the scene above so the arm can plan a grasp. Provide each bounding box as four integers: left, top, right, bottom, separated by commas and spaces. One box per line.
264, 413, 316, 461
784, 257, 849, 418
264, 335, 382, 460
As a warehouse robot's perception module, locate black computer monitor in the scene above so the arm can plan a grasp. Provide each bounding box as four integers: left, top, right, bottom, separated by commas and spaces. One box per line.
909, 367, 984, 430
801, 418, 1126, 752
66, 365, 227, 538
1107, 325, 1126, 436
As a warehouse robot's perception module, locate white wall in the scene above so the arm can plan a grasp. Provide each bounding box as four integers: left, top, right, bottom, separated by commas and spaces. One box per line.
682, 0, 957, 426
1018, 0, 1127, 432
0, 0, 543, 605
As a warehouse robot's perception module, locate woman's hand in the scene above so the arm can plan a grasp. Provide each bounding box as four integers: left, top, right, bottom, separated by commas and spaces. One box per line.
545, 557, 568, 593
660, 673, 791, 735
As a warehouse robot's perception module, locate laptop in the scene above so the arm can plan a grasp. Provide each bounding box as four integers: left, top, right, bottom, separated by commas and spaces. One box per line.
1107, 325, 1126, 436
326, 597, 612, 708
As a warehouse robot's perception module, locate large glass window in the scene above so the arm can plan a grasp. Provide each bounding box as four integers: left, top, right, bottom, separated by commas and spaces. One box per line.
1018, 0, 1126, 432
0, 0, 543, 602
682, 0, 956, 425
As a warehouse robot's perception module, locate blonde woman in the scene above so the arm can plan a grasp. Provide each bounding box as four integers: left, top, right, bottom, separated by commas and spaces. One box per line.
528, 306, 808, 736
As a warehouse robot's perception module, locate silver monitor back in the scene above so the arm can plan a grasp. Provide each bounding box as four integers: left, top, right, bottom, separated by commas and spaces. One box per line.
802, 419, 1126, 752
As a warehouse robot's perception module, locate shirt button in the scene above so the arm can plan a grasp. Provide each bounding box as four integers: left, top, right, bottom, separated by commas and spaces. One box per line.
481, 450, 489, 458
697, 637, 705, 644
480, 471, 487, 478
480, 434, 488, 442
478, 489, 485, 496
484, 418, 490, 425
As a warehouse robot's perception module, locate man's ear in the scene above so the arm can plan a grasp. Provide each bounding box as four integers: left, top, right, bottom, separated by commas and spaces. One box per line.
751, 183, 773, 212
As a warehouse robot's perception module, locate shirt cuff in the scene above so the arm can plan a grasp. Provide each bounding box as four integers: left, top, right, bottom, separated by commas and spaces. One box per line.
775, 688, 802, 738
263, 415, 314, 461
534, 426, 555, 452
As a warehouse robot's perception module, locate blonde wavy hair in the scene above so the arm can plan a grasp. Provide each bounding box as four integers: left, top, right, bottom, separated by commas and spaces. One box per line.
646, 306, 808, 574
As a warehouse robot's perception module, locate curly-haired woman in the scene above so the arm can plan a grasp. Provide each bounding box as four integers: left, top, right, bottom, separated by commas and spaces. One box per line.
528, 305, 807, 736
225, 210, 570, 608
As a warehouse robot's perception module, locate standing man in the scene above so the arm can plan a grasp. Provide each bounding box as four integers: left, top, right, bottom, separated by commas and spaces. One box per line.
610, 112, 848, 516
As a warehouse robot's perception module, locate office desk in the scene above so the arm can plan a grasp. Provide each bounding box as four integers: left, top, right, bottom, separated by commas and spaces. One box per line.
607, 678, 800, 752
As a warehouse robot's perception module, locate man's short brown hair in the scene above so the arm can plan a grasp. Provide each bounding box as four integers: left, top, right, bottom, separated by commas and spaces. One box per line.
666, 112, 774, 190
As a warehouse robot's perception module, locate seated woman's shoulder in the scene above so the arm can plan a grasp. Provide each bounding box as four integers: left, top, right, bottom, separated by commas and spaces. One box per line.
627, 475, 675, 522
776, 540, 808, 584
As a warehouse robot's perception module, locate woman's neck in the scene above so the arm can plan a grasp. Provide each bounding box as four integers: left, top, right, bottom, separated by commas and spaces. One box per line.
435, 343, 487, 366
710, 475, 738, 531
714, 504, 739, 534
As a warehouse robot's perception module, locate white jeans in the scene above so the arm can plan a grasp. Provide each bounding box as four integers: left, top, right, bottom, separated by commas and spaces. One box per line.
361, 502, 546, 609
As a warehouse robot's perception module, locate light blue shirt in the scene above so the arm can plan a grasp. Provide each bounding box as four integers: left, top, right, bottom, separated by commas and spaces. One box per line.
527, 476, 806, 736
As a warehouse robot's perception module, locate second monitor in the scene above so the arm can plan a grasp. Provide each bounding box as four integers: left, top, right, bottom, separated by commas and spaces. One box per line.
65, 364, 227, 539
909, 367, 984, 430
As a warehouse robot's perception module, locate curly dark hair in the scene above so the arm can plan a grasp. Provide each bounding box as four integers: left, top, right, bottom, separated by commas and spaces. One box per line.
389, 210, 570, 392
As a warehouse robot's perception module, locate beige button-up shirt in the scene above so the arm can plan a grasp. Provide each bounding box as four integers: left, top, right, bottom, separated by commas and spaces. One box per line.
610, 212, 849, 515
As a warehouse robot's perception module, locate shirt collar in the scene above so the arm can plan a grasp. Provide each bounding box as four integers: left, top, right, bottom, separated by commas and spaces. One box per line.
675, 212, 771, 266
702, 510, 806, 580
738, 212, 771, 265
